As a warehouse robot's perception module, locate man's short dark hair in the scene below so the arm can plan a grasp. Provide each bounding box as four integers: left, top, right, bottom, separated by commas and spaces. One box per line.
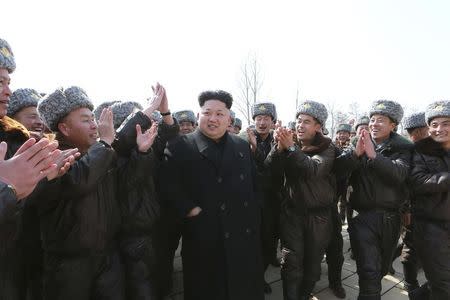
198, 90, 233, 109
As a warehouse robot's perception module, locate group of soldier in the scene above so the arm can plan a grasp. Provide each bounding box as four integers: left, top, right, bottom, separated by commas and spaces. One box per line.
0, 37, 449, 300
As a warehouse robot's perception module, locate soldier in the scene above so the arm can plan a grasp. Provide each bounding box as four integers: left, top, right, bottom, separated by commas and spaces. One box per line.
351, 116, 370, 146
337, 100, 412, 299
247, 102, 280, 294
396, 112, 428, 297
37, 86, 127, 300
334, 123, 352, 224
266, 100, 336, 300
227, 110, 237, 134
410, 101, 450, 299
163, 90, 264, 300
234, 117, 242, 134
7, 88, 44, 133
173, 110, 196, 134
111, 87, 179, 300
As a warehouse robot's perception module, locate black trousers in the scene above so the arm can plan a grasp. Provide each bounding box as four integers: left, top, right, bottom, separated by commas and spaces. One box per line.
280, 209, 332, 300
121, 236, 159, 300
43, 251, 124, 300
325, 205, 344, 287
348, 211, 401, 299
415, 220, 450, 300
400, 222, 421, 291
0, 249, 26, 300
261, 192, 280, 270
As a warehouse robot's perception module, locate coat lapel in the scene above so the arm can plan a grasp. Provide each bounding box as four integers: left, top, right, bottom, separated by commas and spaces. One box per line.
193, 130, 219, 169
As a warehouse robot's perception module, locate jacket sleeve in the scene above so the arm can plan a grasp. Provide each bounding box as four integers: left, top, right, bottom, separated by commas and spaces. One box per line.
366, 150, 411, 184
0, 181, 20, 224
283, 145, 335, 180
113, 111, 152, 156
410, 152, 450, 194
162, 139, 197, 218
333, 147, 362, 176
61, 142, 116, 196
118, 148, 156, 190
152, 120, 180, 160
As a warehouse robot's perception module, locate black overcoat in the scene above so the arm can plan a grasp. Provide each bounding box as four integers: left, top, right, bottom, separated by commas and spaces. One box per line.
163, 130, 264, 300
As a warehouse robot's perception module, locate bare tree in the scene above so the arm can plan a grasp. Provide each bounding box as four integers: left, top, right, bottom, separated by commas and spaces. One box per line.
326, 100, 350, 140
236, 53, 263, 126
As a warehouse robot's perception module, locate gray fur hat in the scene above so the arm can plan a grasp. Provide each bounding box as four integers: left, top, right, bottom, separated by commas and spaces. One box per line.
0, 38, 15, 73
425, 100, 450, 124
38, 86, 94, 132
403, 112, 427, 130
111, 101, 143, 129
287, 121, 296, 131
94, 101, 119, 121
296, 100, 328, 125
174, 110, 196, 124
151, 111, 162, 123
7, 88, 41, 117
369, 100, 404, 124
355, 116, 370, 130
234, 117, 242, 129
336, 123, 352, 133
230, 110, 236, 122
252, 102, 277, 121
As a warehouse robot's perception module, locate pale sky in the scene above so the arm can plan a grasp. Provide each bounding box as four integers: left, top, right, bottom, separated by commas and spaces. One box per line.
3, 0, 450, 126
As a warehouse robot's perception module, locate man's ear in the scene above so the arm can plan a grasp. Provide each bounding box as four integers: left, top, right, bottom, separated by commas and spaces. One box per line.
58, 121, 70, 137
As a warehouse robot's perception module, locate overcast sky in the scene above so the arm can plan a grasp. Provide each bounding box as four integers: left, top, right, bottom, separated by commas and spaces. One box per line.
3, 0, 450, 125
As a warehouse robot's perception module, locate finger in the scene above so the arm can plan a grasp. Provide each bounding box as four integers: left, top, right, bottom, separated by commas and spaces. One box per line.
14, 138, 39, 158
136, 124, 143, 136
29, 141, 59, 167
37, 164, 58, 181
34, 149, 61, 171
0, 141, 7, 161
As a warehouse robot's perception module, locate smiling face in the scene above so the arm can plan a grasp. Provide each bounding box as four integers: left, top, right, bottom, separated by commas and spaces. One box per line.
429, 117, 450, 149
296, 114, 322, 144
13, 106, 44, 132
369, 114, 396, 144
198, 100, 231, 141
0, 68, 12, 119
57, 107, 98, 152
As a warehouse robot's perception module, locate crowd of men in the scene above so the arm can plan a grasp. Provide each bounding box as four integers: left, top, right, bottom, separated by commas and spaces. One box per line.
0, 37, 449, 300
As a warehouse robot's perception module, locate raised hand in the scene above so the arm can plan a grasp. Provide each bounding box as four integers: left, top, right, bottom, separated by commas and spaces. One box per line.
98, 108, 115, 145
361, 130, 376, 159
278, 127, 294, 151
144, 83, 164, 117
136, 122, 159, 153
0, 138, 60, 200
354, 131, 365, 157
47, 148, 81, 181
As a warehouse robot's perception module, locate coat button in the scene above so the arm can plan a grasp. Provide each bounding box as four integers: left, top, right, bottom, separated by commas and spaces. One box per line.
239, 152, 244, 158
220, 203, 226, 211
240, 174, 244, 180
224, 232, 230, 239
246, 228, 252, 234
217, 177, 223, 183
243, 201, 248, 207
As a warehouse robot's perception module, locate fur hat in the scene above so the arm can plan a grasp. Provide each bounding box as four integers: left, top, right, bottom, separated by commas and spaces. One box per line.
369, 100, 404, 124
174, 110, 196, 124
230, 110, 236, 122
287, 121, 296, 131
38, 86, 94, 132
7, 88, 41, 117
94, 101, 119, 121
403, 112, 427, 130
336, 123, 352, 133
355, 116, 369, 131
234, 117, 242, 129
110, 101, 143, 129
151, 111, 162, 123
252, 102, 277, 121
296, 100, 328, 125
425, 100, 450, 125
0, 38, 15, 73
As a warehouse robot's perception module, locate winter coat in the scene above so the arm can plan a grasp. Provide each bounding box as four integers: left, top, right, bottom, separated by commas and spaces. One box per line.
35, 140, 121, 256
336, 132, 413, 212
410, 136, 450, 222
163, 129, 264, 300
265, 133, 336, 215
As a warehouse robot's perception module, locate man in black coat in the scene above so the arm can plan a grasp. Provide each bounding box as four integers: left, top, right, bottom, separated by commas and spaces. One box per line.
246, 102, 280, 294
163, 90, 264, 300
410, 100, 450, 299
336, 100, 412, 300
266, 100, 336, 300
